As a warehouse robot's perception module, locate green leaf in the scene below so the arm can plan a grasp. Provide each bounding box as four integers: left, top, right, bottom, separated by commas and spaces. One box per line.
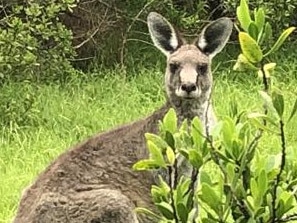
254, 207, 266, 218
250, 178, 258, 201
260, 22, 272, 45
246, 195, 255, 212
233, 54, 259, 72
201, 217, 218, 223
272, 90, 285, 119
199, 171, 213, 185
221, 118, 235, 148
254, 8, 265, 35
177, 202, 188, 223
132, 159, 160, 170
188, 149, 203, 169
134, 207, 162, 221
236, 0, 252, 32
165, 131, 175, 150
151, 182, 170, 203
191, 117, 203, 147
179, 148, 189, 159
225, 163, 235, 183
239, 32, 263, 63
166, 147, 175, 165
155, 202, 174, 220
247, 218, 257, 223
215, 150, 234, 163
247, 112, 278, 127
199, 183, 221, 213
248, 114, 279, 134
145, 133, 168, 151
264, 27, 296, 57
248, 22, 259, 40
257, 169, 267, 199
163, 108, 177, 133
147, 141, 166, 167
288, 98, 297, 123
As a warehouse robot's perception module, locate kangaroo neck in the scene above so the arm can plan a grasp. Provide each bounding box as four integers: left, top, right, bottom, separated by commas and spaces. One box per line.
171, 99, 209, 121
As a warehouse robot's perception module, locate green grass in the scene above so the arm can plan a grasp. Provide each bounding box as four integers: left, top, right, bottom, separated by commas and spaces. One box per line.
1, 51, 297, 222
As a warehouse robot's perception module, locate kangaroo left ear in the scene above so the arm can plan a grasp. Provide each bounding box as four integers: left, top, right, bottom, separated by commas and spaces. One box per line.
196, 18, 233, 58
147, 12, 183, 56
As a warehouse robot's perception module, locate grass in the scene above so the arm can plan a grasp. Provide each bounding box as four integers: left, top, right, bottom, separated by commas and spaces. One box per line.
1, 48, 297, 222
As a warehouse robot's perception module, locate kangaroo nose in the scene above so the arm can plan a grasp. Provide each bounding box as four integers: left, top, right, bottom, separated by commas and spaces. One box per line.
181, 83, 197, 93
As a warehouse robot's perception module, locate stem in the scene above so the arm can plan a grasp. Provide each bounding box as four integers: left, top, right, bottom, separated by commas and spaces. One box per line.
261, 61, 270, 93
260, 61, 269, 128
271, 119, 286, 222
185, 168, 199, 196
185, 168, 199, 223
120, 0, 155, 68
168, 161, 179, 222
173, 159, 178, 189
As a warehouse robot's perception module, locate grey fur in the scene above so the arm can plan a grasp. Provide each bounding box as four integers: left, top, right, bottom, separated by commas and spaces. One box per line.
13, 12, 232, 223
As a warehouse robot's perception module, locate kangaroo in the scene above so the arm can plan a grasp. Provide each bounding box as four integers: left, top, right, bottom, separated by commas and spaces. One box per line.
13, 12, 232, 223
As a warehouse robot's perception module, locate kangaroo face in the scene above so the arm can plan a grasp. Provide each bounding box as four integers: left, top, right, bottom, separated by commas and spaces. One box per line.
165, 44, 211, 101
147, 12, 233, 106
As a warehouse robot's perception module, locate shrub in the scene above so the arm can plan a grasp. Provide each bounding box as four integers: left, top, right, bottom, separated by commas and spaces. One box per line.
0, 0, 77, 83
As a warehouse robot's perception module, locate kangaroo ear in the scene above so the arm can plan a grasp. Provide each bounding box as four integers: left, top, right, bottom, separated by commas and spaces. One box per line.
196, 18, 233, 58
147, 12, 182, 56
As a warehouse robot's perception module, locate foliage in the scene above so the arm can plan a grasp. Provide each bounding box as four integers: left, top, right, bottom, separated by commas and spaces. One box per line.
133, 0, 297, 222
224, 0, 297, 36
233, 0, 295, 80
0, 0, 77, 82
134, 100, 297, 222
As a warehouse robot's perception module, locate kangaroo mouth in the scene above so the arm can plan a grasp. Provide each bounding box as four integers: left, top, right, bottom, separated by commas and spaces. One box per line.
179, 94, 198, 100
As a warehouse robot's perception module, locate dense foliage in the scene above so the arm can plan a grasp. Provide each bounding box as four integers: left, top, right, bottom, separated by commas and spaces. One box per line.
1, 0, 296, 72
0, 0, 77, 82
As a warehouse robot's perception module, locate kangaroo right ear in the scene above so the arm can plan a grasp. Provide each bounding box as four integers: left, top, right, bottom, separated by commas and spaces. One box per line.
147, 12, 182, 56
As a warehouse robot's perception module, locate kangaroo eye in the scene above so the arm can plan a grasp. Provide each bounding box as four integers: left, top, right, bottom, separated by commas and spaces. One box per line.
169, 63, 180, 74
196, 64, 208, 75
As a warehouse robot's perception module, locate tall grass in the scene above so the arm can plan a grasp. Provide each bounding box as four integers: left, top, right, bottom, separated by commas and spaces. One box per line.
0, 47, 297, 222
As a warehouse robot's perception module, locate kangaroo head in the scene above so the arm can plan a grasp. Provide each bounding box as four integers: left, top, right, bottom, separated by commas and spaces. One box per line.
147, 12, 232, 114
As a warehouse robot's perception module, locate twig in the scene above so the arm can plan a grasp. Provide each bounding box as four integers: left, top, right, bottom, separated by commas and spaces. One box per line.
74, 27, 99, 49
261, 61, 269, 124
68, 56, 94, 61
120, 0, 156, 68
168, 165, 179, 222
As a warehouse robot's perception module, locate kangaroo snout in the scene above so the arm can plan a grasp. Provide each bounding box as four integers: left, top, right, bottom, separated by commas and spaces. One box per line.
181, 83, 197, 93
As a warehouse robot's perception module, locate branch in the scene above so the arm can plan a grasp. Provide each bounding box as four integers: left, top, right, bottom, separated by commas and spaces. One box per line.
168, 165, 179, 222
74, 27, 99, 49
120, 0, 156, 68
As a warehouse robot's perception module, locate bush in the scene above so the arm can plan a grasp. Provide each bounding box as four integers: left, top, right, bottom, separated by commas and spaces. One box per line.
0, 0, 77, 83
